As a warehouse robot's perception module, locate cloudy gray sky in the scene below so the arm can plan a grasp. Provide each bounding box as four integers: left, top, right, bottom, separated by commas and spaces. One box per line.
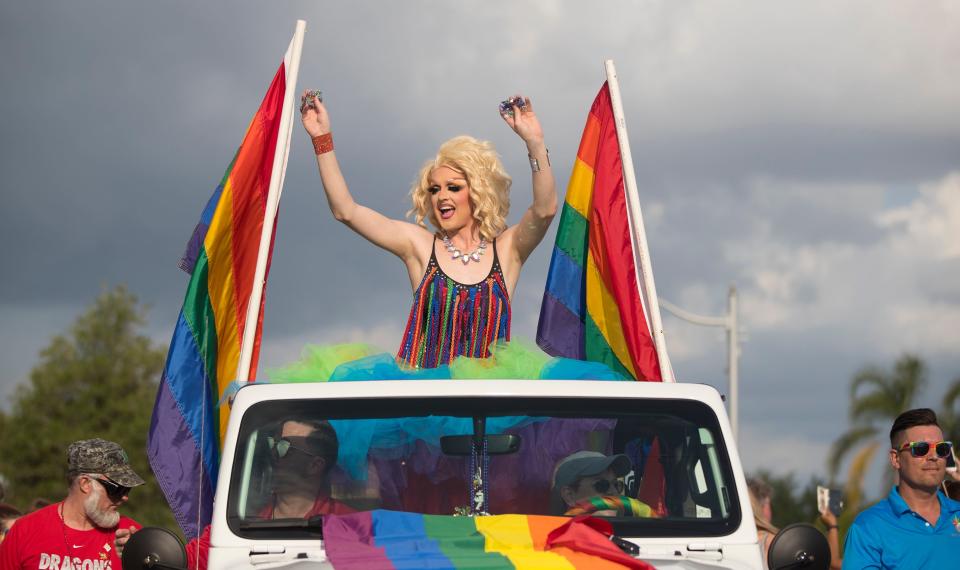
2, 1, 958, 493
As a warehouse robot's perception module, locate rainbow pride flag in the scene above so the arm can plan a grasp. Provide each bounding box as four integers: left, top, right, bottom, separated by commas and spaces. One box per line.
147, 25, 302, 538
322, 510, 654, 569
537, 83, 662, 381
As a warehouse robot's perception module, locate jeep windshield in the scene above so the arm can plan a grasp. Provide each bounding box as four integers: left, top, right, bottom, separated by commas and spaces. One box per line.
226, 392, 740, 538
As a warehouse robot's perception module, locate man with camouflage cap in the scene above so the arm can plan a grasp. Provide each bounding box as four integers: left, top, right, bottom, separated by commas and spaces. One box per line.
0, 438, 143, 570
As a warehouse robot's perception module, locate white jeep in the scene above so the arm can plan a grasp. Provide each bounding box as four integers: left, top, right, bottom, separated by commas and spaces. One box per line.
124, 380, 828, 569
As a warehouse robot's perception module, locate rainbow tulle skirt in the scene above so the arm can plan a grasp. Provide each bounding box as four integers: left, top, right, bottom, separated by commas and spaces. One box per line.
267, 340, 628, 383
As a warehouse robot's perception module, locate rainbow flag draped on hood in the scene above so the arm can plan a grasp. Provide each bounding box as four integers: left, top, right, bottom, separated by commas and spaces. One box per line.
322, 510, 655, 569
147, 24, 302, 539
537, 82, 663, 381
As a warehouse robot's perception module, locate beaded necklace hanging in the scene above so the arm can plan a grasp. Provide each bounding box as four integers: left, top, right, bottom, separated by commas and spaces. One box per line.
467, 437, 490, 516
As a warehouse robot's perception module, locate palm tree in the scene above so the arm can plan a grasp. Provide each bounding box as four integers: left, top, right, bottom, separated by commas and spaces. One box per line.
827, 354, 927, 508
939, 376, 960, 449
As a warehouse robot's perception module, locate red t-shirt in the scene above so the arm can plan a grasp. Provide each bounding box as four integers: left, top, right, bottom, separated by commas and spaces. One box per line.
0, 503, 140, 570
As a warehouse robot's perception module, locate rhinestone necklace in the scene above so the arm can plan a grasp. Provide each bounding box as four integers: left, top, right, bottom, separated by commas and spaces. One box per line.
442, 234, 487, 265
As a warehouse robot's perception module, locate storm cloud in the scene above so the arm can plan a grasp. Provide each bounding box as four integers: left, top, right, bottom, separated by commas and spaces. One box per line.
2, 0, 958, 486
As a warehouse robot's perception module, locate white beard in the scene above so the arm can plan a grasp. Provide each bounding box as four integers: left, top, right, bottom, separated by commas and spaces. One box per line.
84, 484, 120, 529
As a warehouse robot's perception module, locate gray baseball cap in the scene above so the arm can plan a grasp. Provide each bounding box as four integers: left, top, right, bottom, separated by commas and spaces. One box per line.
67, 438, 145, 488
553, 451, 631, 488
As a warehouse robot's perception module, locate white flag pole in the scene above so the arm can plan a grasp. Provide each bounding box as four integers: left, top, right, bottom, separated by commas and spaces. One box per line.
236, 20, 306, 383
603, 59, 676, 382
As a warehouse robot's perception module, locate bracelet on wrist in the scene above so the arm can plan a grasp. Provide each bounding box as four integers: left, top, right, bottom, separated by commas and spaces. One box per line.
827, 525, 838, 530
312, 133, 334, 155
528, 148, 550, 173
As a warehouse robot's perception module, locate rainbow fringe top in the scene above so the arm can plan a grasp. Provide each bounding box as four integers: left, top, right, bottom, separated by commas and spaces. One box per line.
397, 238, 511, 368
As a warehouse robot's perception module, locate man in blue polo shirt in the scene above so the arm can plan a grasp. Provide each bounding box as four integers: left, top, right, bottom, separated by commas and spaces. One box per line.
843, 408, 960, 568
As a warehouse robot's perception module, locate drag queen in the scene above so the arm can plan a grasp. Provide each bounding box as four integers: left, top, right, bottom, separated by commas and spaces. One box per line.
299, 90, 555, 369
273, 91, 622, 382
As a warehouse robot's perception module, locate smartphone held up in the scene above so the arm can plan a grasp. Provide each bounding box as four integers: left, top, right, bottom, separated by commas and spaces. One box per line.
817, 485, 844, 517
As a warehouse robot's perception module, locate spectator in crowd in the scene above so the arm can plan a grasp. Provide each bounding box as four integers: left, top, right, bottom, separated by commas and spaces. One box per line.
0, 504, 22, 546
747, 478, 778, 569
747, 477, 774, 524
843, 408, 960, 568
0, 438, 143, 570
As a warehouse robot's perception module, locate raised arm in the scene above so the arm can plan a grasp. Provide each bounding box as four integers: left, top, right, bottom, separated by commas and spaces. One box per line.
499, 96, 557, 264
819, 507, 843, 570
299, 91, 425, 262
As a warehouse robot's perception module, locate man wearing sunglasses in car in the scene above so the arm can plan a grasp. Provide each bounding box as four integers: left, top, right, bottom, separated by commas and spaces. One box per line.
843, 408, 960, 568
258, 418, 355, 519
121, 417, 355, 570
0, 438, 143, 570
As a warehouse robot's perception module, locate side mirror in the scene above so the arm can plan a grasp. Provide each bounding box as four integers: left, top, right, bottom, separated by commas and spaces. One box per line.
767, 523, 830, 570
121, 527, 187, 570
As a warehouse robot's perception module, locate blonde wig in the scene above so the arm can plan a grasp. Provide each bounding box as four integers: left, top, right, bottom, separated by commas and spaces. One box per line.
408, 136, 512, 241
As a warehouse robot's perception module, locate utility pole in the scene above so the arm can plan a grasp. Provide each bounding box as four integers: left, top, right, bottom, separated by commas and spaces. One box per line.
660, 285, 741, 440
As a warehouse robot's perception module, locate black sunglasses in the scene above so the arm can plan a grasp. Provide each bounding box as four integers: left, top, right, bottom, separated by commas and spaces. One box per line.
897, 440, 953, 459
590, 478, 623, 496
266, 436, 317, 459
92, 476, 131, 501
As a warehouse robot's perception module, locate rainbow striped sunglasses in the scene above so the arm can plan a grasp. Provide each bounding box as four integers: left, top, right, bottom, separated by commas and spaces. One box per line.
897, 440, 953, 459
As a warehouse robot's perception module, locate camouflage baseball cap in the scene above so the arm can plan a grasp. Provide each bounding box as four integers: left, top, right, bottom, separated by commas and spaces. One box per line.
67, 438, 145, 488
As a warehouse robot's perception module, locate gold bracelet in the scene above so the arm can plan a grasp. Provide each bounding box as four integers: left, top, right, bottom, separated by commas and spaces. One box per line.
312, 133, 334, 155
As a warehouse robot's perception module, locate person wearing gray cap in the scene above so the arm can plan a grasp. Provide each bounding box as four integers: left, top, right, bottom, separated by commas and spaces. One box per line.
0, 438, 144, 570
551, 450, 632, 516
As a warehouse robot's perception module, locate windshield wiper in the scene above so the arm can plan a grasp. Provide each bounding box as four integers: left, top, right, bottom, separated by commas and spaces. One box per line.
236, 515, 324, 536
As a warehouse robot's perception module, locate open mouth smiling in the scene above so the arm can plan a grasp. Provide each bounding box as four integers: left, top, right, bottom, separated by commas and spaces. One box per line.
438, 205, 455, 220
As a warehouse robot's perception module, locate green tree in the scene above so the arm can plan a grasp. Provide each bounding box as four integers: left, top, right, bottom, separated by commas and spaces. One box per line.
939, 376, 960, 447
0, 286, 176, 530
827, 355, 927, 521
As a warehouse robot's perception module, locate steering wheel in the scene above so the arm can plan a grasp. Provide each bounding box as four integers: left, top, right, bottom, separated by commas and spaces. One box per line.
564, 495, 656, 518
